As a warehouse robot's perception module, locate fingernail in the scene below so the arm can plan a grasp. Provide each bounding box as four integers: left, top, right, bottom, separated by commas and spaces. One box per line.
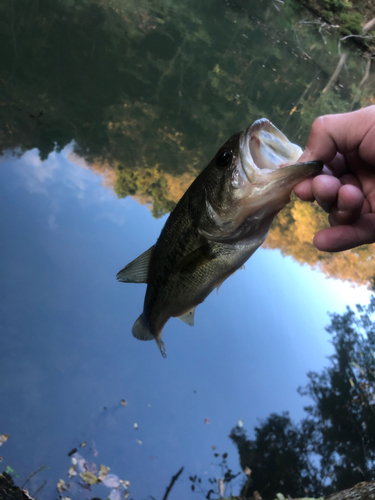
298, 148, 314, 163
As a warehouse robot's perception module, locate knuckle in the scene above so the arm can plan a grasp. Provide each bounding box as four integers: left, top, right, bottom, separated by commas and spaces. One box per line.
311, 116, 325, 133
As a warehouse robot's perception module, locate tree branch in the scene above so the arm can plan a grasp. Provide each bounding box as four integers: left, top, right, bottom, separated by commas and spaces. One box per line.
162, 466, 184, 500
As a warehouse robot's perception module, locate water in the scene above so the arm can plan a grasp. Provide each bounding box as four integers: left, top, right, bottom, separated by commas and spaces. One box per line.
1, 0, 374, 499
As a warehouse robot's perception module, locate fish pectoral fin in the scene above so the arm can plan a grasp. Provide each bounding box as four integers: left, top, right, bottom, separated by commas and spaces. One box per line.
175, 244, 215, 275
132, 314, 154, 341
176, 307, 196, 327
117, 245, 154, 283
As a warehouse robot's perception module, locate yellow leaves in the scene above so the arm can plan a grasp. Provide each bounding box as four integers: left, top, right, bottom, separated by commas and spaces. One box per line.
57, 479, 66, 493
68, 465, 77, 478
0, 434, 9, 446
267, 196, 375, 287
164, 172, 195, 203
267, 197, 325, 265
158, 127, 185, 151
79, 471, 100, 484
66, 451, 130, 498
350, 361, 365, 375
291, 199, 326, 245
98, 465, 110, 481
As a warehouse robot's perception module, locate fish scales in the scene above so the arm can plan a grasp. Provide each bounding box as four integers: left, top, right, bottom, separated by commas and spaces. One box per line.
117, 118, 322, 357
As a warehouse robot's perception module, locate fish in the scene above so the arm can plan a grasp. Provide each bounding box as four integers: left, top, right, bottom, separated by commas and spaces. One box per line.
117, 118, 322, 357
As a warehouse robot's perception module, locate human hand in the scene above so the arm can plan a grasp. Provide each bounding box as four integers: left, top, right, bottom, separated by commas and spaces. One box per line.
294, 105, 375, 252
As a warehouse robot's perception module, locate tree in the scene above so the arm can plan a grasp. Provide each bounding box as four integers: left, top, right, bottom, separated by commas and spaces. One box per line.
230, 296, 375, 498
299, 296, 375, 494
230, 414, 319, 499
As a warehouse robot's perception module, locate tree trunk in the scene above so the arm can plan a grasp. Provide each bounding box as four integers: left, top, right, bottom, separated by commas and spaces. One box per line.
325, 481, 375, 500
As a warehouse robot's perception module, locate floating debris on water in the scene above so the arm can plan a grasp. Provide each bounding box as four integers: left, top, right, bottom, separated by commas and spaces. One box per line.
0, 434, 9, 446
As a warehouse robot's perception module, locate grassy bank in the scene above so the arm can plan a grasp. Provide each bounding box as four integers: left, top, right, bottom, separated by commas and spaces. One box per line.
296, 0, 375, 50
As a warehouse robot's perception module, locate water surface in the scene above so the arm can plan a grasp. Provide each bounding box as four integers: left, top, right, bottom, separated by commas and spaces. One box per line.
1, 0, 374, 499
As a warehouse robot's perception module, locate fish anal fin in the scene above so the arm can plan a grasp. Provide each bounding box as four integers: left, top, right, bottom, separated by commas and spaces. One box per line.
117, 245, 154, 283
176, 244, 215, 276
176, 307, 196, 327
132, 314, 154, 341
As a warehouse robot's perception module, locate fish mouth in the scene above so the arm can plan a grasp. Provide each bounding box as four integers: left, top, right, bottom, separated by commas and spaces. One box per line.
238, 118, 302, 183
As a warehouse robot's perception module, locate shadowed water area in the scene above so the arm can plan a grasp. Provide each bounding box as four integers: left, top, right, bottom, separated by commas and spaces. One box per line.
1, 0, 375, 499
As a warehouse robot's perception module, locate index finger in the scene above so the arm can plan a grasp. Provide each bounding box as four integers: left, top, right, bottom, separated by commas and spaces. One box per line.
298, 106, 375, 168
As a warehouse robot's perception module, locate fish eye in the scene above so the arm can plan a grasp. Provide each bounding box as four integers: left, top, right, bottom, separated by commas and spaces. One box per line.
215, 149, 233, 167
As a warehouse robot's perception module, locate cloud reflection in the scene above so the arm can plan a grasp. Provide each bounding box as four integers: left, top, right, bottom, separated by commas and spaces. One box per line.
8, 145, 130, 226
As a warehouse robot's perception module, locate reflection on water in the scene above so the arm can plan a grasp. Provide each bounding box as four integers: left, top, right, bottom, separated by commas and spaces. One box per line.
0, 0, 375, 498
1, 0, 375, 286
230, 298, 375, 497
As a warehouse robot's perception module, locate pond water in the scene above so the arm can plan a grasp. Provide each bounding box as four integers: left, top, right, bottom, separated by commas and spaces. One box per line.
1, 0, 375, 499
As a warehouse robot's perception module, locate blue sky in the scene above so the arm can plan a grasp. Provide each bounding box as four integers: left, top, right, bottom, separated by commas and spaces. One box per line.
0, 147, 372, 499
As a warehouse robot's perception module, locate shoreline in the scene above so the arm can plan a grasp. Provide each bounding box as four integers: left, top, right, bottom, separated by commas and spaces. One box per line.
295, 0, 375, 52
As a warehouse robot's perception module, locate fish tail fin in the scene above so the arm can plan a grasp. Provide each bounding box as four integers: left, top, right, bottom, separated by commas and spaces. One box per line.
132, 314, 167, 358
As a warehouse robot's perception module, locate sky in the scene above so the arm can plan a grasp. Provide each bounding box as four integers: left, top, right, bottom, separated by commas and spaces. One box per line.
0, 146, 372, 500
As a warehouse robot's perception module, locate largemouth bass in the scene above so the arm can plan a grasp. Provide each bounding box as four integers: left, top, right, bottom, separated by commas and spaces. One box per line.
117, 119, 322, 357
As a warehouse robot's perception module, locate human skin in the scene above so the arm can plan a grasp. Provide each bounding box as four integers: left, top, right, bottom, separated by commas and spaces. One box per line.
294, 105, 375, 252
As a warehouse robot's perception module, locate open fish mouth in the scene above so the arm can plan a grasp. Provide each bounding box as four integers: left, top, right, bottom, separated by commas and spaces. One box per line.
239, 118, 303, 180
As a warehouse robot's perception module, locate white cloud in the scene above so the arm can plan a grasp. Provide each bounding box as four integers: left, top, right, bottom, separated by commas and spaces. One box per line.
17, 148, 59, 193
6, 145, 130, 226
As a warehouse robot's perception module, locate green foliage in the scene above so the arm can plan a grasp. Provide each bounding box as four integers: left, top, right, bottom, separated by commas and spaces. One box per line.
5, 467, 18, 478
1, 0, 374, 285
301, 0, 371, 43
188, 451, 241, 499
0, 0, 369, 165
230, 414, 320, 498
323, 0, 352, 13
299, 296, 375, 494
114, 165, 176, 218
339, 12, 364, 35
230, 295, 375, 498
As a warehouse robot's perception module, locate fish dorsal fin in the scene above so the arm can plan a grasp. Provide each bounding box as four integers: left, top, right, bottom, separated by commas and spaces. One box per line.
132, 314, 154, 341
176, 307, 196, 327
117, 246, 154, 283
